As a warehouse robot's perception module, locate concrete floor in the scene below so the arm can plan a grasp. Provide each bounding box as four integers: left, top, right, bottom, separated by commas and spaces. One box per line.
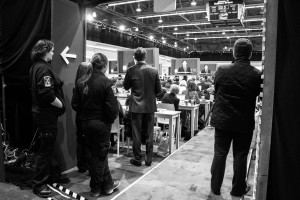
0, 127, 254, 200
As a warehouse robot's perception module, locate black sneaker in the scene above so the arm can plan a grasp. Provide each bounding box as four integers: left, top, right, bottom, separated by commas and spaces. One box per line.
103, 181, 120, 195
145, 161, 152, 166
90, 190, 101, 197
77, 168, 87, 173
130, 159, 142, 166
33, 187, 52, 198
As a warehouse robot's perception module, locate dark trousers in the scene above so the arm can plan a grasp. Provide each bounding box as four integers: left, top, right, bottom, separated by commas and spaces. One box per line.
32, 112, 58, 192
75, 116, 90, 171
211, 128, 253, 197
82, 119, 113, 192
131, 113, 154, 163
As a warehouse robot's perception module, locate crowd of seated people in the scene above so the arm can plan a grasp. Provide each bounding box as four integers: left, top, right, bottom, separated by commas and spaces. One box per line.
109, 73, 215, 142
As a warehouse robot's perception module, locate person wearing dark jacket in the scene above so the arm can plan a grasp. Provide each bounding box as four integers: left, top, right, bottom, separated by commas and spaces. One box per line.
72, 62, 93, 173
29, 39, 67, 198
161, 84, 180, 111
209, 38, 262, 200
72, 53, 120, 197
124, 47, 162, 167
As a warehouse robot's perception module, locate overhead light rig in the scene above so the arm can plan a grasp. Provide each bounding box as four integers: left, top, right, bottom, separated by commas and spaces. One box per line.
88, 20, 188, 52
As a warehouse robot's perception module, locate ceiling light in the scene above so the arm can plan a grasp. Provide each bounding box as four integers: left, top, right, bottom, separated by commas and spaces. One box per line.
135, 27, 139, 31
187, 46, 189, 49
86, 14, 93, 21
108, 0, 150, 7
191, 0, 197, 6
226, 36, 230, 39
92, 12, 97, 18
184, 48, 187, 51
158, 22, 210, 28
158, 17, 163, 23
174, 43, 178, 47
174, 27, 178, 31
136, 4, 141, 12
186, 33, 190, 36
149, 35, 154, 40
137, 10, 207, 19
119, 25, 126, 31
244, 4, 264, 9
162, 40, 166, 44
184, 35, 263, 40
194, 38, 197, 41
222, 32, 225, 35
172, 28, 262, 35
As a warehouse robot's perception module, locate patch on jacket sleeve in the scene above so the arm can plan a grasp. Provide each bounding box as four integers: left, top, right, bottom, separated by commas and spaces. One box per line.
43, 76, 52, 87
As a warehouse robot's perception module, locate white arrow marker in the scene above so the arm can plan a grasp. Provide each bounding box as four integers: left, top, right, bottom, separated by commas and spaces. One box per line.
61, 46, 77, 65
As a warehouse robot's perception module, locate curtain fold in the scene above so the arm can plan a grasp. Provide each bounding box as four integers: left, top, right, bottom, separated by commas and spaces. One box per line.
267, 0, 300, 199
0, 0, 51, 149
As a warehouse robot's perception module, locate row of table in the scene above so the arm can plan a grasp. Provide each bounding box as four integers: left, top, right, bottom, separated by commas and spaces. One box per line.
116, 93, 211, 154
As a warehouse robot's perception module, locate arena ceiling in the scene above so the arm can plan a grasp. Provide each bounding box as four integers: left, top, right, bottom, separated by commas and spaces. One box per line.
89, 0, 264, 52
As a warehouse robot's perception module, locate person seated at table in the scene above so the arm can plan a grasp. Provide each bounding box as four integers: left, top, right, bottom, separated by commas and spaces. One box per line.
185, 82, 200, 104
156, 85, 167, 101
179, 80, 187, 94
197, 77, 210, 92
115, 75, 124, 88
161, 84, 180, 111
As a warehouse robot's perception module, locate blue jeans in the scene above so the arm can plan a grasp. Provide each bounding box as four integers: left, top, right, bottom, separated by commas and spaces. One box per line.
210, 128, 252, 197
82, 119, 113, 193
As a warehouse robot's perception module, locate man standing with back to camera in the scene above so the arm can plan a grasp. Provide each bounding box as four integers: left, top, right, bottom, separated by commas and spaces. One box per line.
209, 38, 262, 200
124, 47, 162, 167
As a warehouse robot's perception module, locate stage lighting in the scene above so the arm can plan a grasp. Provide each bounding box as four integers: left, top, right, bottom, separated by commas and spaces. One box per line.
86, 14, 93, 21
119, 25, 126, 31
136, 4, 141, 12
158, 17, 163, 23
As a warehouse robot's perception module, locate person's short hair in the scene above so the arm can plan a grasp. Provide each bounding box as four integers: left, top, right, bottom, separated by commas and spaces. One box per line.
165, 82, 171, 89
134, 47, 147, 61
91, 53, 108, 70
31, 39, 54, 61
179, 80, 187, 87
187, 81, 197, 91
170, 84, 180, 94
233, 38, 253, 58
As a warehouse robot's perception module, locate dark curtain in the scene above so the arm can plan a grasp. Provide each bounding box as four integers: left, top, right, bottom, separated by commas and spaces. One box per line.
267, 0, 300, 199
0, 0, 51, 148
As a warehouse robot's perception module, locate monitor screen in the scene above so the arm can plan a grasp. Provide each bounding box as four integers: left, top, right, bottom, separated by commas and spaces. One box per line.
171, 58, 200, 75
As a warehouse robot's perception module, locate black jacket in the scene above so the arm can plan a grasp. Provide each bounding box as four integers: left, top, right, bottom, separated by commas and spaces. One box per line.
161, 93, 180, 111
211, 57, 262, 132
71, 68, 118, 124
124, 61, 162, 113
30, 58, 65, 116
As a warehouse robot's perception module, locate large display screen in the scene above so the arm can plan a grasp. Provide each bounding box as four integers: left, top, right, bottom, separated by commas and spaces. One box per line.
117, 48, 159, 74
171, 58, 200, 75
